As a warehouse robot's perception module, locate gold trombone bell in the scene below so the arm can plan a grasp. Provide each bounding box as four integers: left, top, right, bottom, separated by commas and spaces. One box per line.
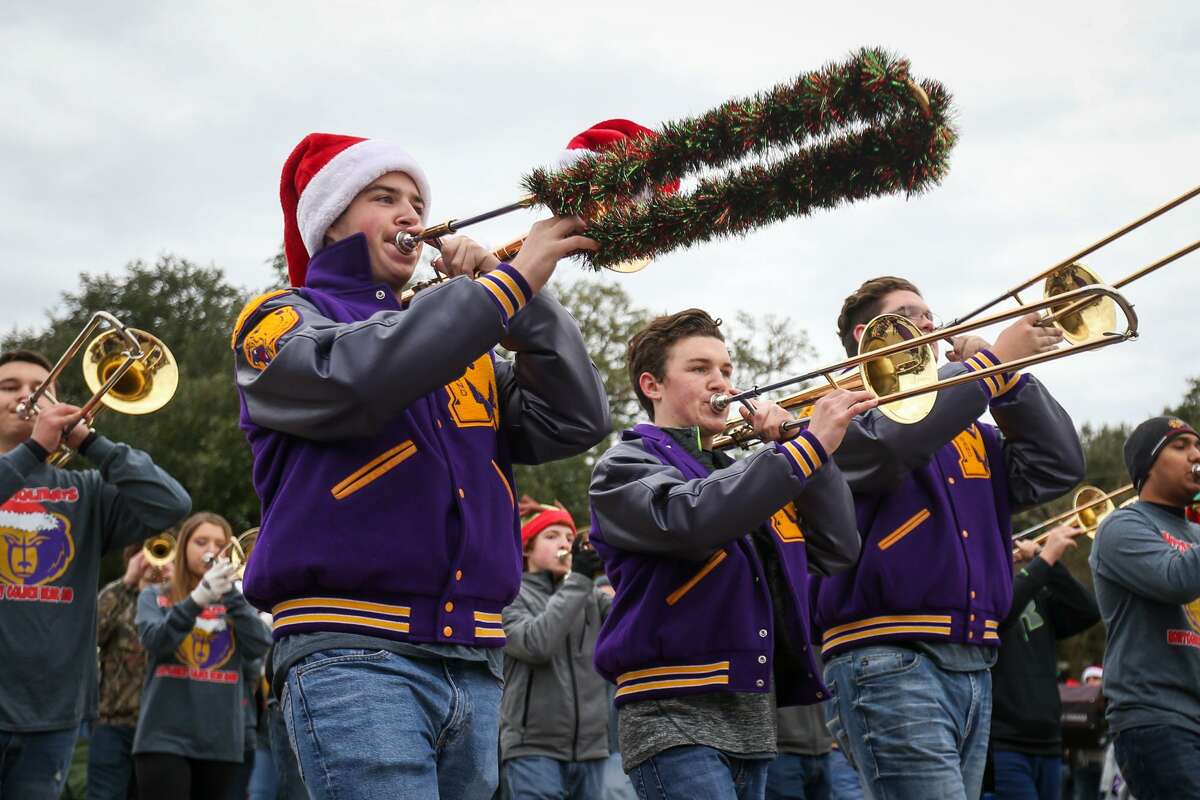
83, 328, 178, 415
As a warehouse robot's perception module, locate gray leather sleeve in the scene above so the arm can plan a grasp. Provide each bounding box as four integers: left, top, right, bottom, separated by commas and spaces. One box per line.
235, 278, 509, 441
792, 461, 861, 576
834, 362, 989, 494
992, 375, 1085, 511
495, 290, 611, 464
589, 440, 817, 562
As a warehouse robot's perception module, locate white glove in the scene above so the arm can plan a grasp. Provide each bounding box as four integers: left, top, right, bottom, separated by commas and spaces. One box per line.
190, 561, 236, 606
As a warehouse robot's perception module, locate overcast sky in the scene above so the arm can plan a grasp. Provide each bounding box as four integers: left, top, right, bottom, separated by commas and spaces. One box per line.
2, 1, 1197, 429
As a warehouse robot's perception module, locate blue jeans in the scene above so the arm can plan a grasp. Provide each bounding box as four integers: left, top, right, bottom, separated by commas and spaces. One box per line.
86, 724, 137, 800
268, 701, 310, 799
283, 648, 502, 800
0, 726, 78, 800
1113, 724, 1200, 800
504, 755, 605, 799
629, 746, 769, 800
827, 749, 863, 799
991, 751, 1061, 800
766, 752, 831, 800
604, 752, 637, 800
823, 646, 991, 800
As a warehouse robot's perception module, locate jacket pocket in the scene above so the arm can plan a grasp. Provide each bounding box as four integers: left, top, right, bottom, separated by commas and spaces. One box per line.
330, 440, 418, 500
876, 508, 930, 551
665, 550, 727, 606
491, 460, 515, 508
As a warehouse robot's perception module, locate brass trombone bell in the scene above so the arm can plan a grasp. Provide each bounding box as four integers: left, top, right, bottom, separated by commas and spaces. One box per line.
83, 328, 178, 415
204, 528, 259, 580
142, 532, 177, 569
1043, 263, 1117, 345
1013, 483, 1134, 547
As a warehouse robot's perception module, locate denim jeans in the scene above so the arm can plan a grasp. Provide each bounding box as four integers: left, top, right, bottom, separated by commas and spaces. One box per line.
283, 648, 502, 800
1113, 724, 1200, 800
823, 646, 991, 800
504, 755, 606, 799
766, 752, 831, 800
86, 724, 137, 800
0, 725, 78, 800
268, 701, 310, 799
604, 752, 637, 800
628, 745, 769, 800
827, 749, 863, 800
991, 751, 1061, 800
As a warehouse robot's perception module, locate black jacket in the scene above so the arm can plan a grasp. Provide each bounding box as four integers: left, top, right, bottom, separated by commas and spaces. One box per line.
991, 557, 1100, 754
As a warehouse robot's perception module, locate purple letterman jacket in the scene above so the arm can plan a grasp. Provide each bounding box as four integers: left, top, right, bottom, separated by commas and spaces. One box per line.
231, 233, 610, 648
814, 354, 1085, 659
589, 423, 861, 707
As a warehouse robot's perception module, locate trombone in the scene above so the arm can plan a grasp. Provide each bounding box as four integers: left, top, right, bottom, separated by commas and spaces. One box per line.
711, 284, 1137, 450
15, 312, 179, 466
1013, 484, 1135, 549
942, 184, 1200, 342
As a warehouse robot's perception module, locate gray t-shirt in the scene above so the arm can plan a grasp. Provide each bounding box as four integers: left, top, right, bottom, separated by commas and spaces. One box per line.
133, 587, 272, 761
0, 438, 191, 732
1089, 500, 1200, 736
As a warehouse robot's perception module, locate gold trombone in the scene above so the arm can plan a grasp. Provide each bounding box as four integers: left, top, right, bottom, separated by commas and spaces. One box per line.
711, 284, 1137, 450
942, 184, 1200, 343
15, 312, 179, 465
142, 532, 177, 569
1012, 484, 1136, 550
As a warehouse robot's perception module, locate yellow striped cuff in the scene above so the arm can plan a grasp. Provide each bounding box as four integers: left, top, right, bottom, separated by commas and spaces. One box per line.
476, 265, 532, 326
779, 430, 826, 479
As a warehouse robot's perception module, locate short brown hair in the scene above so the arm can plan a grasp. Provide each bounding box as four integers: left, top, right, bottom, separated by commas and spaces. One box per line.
0, 350, 52, 372
836, 277, 922, 356
627, 309, 724, 419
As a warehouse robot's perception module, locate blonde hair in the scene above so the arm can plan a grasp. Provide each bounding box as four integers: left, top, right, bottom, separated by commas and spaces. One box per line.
166, 512, 232, 604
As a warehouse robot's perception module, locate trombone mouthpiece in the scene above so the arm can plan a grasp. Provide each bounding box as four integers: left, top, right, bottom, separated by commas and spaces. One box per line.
710, 394, 732, 413
395, 231, 419, 254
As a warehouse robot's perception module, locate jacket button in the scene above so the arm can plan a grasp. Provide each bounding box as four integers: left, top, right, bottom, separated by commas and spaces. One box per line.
758, 629, 768, 638
969, 613, 975, 621
436, 420, 443, 429
458, 488, 466, 498
443, 626, 453, 637
970, 590, 976, 599
947, 477, 956, 485
961, 529, 969, 539
755, 679, 764, 688
816, 691, 823, 699
757, 655, 767, 664
455, 570, 463, 581
375, 289, 386, 300
444, 602, 454, 613
968, 631, 974, 639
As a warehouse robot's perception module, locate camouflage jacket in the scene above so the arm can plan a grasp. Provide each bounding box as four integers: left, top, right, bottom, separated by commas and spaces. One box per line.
96, 579, 147, 726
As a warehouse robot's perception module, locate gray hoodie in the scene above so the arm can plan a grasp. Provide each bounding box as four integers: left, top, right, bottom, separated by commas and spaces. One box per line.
0, 437, 191, 731
500, 570, 612, 763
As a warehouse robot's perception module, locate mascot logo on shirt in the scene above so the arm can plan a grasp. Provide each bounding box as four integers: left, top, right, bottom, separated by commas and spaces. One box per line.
770, 502, 806, 543
243, 306, 300, 371
951, 425, 991, 479
176, 608, 236, 670
0, 500, 74, 586
445, 354, 499, 430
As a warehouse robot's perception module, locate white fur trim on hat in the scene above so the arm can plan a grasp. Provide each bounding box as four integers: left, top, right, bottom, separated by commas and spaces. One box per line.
555, 148, 592, 169
1082, 665, 1103, 681
0, 509, 58, 532
296, 139, 431, 257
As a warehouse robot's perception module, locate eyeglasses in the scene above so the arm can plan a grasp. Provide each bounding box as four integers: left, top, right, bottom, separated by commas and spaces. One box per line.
888, 305, 941, 328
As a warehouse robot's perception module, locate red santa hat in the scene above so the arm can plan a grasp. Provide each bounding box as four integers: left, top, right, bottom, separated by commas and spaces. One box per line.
279, 133, 432, 287
555, 119, 680, 194
520, 502, 576, 548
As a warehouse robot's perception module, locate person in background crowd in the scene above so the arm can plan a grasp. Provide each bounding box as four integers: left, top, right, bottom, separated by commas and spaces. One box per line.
1067, 665, 1107, 800
990, 525, 1100, 799
1090, 416, 1200, 800
500, 498, 612, 798
89, 543, 173, 800
133, 512, 272, 799
768, 703, 835, 800
0, 349, 191, 800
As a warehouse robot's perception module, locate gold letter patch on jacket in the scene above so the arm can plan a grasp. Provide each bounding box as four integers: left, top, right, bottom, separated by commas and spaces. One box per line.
243, 307, 301, 371
951, 425, 990, 479
771, 503, 806, 542
445, 355, 499, 429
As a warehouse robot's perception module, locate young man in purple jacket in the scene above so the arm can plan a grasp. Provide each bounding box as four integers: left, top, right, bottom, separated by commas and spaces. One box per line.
588, 309, 874, 798
815, 276, 1085, 800
231, 133, 611, 800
